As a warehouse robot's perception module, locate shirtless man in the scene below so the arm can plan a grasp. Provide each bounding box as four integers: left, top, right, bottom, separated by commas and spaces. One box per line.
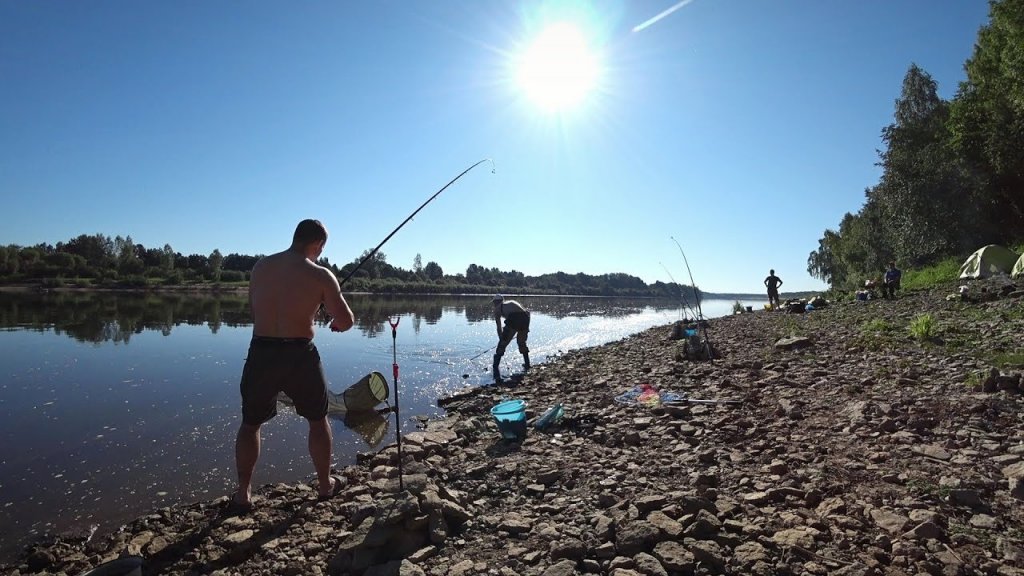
232, 219, 355, 511
492, 295, 530, 381
764, 269, 783, 310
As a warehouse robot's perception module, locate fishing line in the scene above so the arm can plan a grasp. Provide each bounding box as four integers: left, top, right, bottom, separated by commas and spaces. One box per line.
659, 261, 698, 321
468, 345, 495, 362
670, 236, 705, 322
339, 158, 495, 286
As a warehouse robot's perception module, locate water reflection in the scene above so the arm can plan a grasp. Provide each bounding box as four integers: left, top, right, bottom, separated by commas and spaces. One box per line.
335, 409, 391, 447
0, 291, 680, 343
0, 289, 725, 562
0, 290, 249, 343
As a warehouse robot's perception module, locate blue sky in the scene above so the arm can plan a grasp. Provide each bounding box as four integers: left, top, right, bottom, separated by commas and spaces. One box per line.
0, 1, 991, 293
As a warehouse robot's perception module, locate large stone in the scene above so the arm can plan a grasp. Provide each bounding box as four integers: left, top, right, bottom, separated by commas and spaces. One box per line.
541, 559, 579, 576
633, 552, 668, 576
869, 508, 910, 535
616, 521, 661, 556
652, 541, 694, 573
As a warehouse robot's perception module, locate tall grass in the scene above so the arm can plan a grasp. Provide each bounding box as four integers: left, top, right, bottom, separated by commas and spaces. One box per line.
901, 257, 960, 290
909, 313, 936, 341
863, 318, 895, 333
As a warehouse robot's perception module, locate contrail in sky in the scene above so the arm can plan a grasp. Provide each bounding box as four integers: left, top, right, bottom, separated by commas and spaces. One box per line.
632, 0, 698, 33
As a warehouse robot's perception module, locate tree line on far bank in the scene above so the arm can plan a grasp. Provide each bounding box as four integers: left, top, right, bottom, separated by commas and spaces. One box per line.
0, 234, 703, 300
807, 0, 1024, 292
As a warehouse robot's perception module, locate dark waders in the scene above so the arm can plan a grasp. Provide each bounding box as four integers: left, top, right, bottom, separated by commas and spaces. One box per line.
493, 311, 530, 381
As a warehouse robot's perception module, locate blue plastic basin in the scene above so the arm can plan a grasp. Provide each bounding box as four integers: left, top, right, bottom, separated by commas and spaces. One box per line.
490, 399, 527, 440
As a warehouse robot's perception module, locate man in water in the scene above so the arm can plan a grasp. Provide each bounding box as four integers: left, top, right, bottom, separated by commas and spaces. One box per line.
492, 295, 530, 381
764, 269, 783, 310
232, 219, 355, 512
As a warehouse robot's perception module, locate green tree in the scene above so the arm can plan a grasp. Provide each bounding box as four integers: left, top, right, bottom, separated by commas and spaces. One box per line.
44, 252, 85, 275
875, 64, 976, 265
162, 244, 175, 271
19, 247, 43, 276
60, 233, 114, 269
186, 254, 209, 277
807, 229, 841, 287
341, 250, 388, 281
209, 249, 223, 281
424, 261, 443, 281
0, 245, 18, 275
115, 235, 143, 274
949, 0, 1024, 240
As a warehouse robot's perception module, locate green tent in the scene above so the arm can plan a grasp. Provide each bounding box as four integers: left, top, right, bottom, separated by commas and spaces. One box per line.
1013, 252, 1024, 278
958, 245, 1020, 279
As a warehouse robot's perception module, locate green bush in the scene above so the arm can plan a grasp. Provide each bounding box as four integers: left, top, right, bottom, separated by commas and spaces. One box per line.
163, 270, 184, 285
119, 275, 149, 288
732, 300, 743, 313
909, 313, 936, 341
220, 270, 245, 282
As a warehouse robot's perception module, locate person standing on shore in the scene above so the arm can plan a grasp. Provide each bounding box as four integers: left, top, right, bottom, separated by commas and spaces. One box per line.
232, 219, 355, 512
492, 295, 531, 381
764, 269, 783, 310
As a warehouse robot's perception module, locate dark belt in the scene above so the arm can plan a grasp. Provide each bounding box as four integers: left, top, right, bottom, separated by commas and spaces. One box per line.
251, 336, 312, 345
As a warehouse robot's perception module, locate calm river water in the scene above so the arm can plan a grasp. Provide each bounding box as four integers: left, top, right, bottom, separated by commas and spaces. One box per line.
0, 290, 763, 558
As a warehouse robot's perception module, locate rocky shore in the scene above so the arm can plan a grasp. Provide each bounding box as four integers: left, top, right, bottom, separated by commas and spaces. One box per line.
5, 280, 1024, 576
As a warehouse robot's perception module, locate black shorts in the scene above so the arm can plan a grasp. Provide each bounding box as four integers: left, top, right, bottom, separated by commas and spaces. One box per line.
504, 311, 530, 332
239, 337, 329, 425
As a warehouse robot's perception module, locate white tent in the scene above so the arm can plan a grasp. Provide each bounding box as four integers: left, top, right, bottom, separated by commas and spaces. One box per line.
958, 245, 1019, 279
1013, 252, 1024, 278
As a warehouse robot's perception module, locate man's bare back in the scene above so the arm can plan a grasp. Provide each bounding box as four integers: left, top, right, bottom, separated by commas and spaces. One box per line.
250, 248, 353, 340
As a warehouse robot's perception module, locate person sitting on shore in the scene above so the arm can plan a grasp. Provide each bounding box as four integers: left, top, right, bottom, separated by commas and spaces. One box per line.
882, 262, 902, 299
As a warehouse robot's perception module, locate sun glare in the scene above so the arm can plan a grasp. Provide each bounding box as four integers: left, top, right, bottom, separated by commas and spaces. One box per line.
515, 22, 601, 111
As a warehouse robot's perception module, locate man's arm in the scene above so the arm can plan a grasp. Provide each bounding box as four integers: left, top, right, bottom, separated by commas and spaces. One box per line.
321, 269, 354, 333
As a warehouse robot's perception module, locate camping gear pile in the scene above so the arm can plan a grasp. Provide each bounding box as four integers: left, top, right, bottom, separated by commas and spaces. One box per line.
677, 331, 717, 361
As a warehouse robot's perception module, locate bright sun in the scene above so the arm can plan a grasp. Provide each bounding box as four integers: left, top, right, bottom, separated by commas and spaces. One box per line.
515, 22, 601, 111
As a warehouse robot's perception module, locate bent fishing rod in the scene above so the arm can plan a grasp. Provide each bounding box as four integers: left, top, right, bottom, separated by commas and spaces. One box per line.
339, 158, 495, 287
